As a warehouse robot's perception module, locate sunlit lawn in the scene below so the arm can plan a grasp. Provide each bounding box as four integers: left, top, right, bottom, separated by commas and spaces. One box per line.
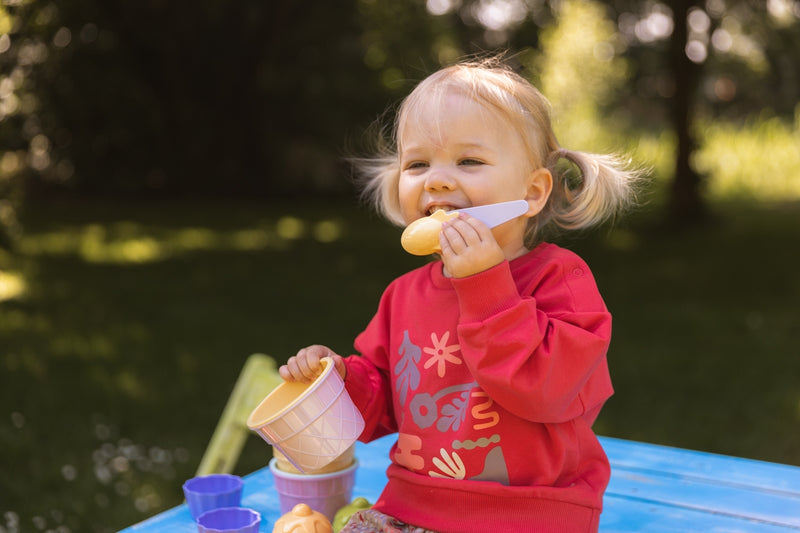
1, 195, 799, 532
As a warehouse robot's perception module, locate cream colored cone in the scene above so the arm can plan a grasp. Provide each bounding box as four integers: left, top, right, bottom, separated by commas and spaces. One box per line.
247, 357, 365, 473
273, 445, 355, 475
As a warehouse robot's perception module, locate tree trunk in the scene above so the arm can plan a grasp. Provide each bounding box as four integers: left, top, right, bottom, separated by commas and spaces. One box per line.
667, 0, 709, 224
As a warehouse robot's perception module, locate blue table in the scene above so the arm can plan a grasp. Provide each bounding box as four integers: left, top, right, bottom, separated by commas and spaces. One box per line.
120, 435, 800, 532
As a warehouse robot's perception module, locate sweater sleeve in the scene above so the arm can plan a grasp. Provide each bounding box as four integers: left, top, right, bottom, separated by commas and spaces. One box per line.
452, 257, 612, 424
344, 283, 400, 442
343, 354, 396, 442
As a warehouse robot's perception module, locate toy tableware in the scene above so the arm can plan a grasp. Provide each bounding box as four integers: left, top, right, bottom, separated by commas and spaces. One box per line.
274, 444, 354, 475
400, 209, 459, 255
457, 199, 530, 227
332, 497, 372, 533
270, 458, 358, 521
401, 199, 530, 255
247, 357, 364, 474
183, 474, 244, 521
196, 507, 260, 533
273, 503, 332, 533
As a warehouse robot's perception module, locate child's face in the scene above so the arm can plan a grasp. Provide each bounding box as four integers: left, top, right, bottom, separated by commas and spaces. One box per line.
397, 89, 541, 251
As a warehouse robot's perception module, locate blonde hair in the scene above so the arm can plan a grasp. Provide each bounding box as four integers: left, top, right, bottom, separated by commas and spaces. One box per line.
355, 55, 642, 244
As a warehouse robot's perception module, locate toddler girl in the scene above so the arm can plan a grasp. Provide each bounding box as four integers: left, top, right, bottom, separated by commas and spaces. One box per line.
280, 56, 641, 533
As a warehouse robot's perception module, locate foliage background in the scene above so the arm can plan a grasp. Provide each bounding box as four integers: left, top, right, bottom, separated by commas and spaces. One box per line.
1, 1, 799, 532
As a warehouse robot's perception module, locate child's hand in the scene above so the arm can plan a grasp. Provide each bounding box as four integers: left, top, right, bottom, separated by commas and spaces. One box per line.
439, 214, 506, 278
279, 345, 346, 382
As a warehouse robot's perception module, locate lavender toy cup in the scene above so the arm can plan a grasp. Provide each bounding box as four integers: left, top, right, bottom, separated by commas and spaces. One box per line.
269, 458, 358, 521
182, 474, 243, 521
196, 507, 260, 533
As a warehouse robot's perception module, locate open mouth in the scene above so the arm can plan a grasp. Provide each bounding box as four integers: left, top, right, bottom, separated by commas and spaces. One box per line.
425, 205, 459, 216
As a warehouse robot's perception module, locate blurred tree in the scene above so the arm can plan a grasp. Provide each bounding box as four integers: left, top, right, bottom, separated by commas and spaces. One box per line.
531, 0, 631, 152
668, 0, 707, 223
608, 0, 800, 222
0, 0, 398, 203
0, 2, 34, 248
0, 0, 798, 244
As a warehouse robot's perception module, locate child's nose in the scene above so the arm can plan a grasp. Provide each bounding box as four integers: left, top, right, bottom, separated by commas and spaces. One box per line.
424, 168, 456, 191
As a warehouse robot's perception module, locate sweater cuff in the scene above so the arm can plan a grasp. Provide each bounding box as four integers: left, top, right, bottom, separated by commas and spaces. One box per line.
343, 356, 378, 414
452, 260, 522, 323
343, 355, 388, 442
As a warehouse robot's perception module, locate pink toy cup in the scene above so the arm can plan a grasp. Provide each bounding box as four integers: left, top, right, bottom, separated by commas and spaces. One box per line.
196, 507, 260, 533
269, 458, 358, 521
247, 357, 364, 473
182, 474, 243, 521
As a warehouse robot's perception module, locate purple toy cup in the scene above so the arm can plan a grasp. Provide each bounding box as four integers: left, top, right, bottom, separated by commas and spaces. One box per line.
183, 474, 243, 521
269, 458, 358, 521
196, 507, 260, 533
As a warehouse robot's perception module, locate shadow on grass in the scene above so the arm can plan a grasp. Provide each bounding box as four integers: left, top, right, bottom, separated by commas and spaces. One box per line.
0, 197, 798, 532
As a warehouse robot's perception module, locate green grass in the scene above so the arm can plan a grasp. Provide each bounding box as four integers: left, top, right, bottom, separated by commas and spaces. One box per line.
1, 196, 799, 532
696, 110, 800, 201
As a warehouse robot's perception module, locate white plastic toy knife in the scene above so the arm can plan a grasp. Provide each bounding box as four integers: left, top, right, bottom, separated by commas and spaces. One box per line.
400, 199, 531, 256
455, 199, 530, 227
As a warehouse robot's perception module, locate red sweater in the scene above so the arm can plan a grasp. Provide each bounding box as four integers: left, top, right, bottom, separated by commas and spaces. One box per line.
344, 243, 613, 532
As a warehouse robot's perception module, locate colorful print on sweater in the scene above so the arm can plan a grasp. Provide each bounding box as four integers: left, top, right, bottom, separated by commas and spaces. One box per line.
343, 243, 613, 533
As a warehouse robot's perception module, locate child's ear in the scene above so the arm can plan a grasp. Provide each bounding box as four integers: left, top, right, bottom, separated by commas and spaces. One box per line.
524, 168, 553, 217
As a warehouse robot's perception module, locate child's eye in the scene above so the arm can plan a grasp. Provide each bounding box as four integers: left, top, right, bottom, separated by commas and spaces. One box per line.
405, 161, 428, 170
459, 158, 484, 166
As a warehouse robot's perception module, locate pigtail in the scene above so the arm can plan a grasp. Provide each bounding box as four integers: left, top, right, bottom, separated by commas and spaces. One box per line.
542, 148, 642, 233
356, 155, 404, 226
350, 111, 406, 227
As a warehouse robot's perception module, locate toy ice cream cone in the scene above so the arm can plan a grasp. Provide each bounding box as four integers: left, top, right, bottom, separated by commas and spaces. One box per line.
247, 357, 364, 474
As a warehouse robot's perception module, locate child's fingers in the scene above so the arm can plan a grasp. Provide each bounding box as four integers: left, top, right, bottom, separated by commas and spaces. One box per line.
458, 214, 495, 240
331, 354, 348, 380
439, 223, 464, 253
281, 345, 339, 382
278, 364, 294, 381
280, 357, 309, 382
296, 348, 321, 379
440, 215, 484, 252
438, 214, 505, 278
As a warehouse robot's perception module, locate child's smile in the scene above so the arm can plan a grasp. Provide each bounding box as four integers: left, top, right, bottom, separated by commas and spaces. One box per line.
397, 89, 540, 258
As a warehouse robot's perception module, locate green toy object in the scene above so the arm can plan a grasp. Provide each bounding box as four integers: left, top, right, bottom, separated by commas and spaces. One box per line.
332, 497, 372, 532
196, 354, 283, 476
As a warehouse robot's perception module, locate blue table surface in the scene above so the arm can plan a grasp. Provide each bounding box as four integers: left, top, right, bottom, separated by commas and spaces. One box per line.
120, 435, 800, 532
